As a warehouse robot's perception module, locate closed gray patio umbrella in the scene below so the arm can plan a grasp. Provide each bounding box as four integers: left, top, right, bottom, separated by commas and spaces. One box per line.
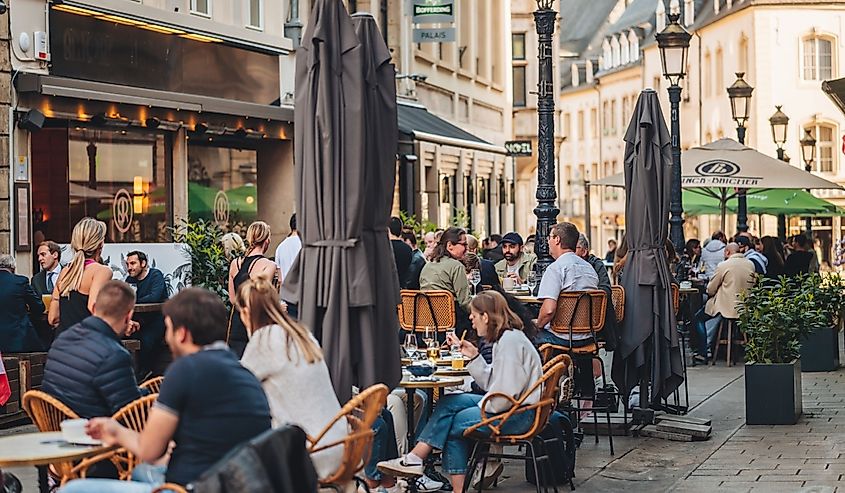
611, 89, 684, 407
283, 0, 400, 402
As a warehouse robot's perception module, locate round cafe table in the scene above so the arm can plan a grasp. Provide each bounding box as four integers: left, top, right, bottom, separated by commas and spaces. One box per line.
0, 431, 116, 493
398, 375, 464, 493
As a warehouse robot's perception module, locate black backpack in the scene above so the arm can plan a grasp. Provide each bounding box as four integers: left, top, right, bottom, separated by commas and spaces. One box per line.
525, 411, 577, 489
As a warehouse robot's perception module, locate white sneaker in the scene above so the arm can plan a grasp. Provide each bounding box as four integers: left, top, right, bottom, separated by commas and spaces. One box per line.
377, 457, 424, 478
471, 461, 504, 490
414, 474, 444, 492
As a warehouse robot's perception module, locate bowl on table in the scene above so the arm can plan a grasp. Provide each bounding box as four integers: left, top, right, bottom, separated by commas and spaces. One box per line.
406, 362, 436, 377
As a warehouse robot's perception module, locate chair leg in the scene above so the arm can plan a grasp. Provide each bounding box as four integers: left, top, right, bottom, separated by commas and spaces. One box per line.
463, 442, 482, 493
726, 321, 733, 367
711, 320, 724, 366
478, 448, 491, 493
525, 440, 544, 493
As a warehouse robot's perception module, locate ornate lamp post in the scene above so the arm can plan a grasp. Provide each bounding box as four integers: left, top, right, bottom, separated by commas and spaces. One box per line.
656, 12, 691, 255
800, 129, 817, 237
769, 106, 789, 241
727, 73, 754, 233
533, 0, 559, 277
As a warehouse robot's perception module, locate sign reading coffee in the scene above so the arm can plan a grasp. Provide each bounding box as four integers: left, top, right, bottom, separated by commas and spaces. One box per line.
49, 10, 280, 106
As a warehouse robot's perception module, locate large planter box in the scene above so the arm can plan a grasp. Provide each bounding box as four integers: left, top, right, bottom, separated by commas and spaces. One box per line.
800, 326, 840, 372
745, 360, 802, 425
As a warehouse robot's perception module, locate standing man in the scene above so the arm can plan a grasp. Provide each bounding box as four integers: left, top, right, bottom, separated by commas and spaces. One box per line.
31, 241, 62, 296
483, 234, 504, 263
604, 239, 617, 264
389, 217, 413, 288
126, 251, 168, 377
0, 255, 44, 353
274, 213, 302, 282
401, 231, 426, 291
494, 233, 537, 284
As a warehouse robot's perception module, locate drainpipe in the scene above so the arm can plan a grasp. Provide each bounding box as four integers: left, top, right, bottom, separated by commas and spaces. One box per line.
285, 0, 303, 49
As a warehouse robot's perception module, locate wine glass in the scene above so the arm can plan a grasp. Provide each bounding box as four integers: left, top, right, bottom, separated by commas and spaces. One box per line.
404, 334, 418, 360
470, 269, 481, 295
423, 326, 436, 348
527, 271, 537, 294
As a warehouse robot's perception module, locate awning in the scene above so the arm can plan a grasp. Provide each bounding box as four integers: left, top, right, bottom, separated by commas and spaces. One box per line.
15, 73, 294, 122
823, 77, 845, 116
397, 100, 506, 154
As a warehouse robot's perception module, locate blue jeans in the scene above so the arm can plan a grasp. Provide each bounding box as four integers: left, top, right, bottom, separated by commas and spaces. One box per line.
693, 308, 722, 356
365, 409, 399, 481
416, 393, 535, 475
59, 464, 168, 493
533, 329, 595, 348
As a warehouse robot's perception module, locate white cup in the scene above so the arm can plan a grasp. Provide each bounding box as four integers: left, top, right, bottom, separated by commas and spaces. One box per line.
680, 281, 692, 289
61, 419, 89, 444
503, 277, 516, 291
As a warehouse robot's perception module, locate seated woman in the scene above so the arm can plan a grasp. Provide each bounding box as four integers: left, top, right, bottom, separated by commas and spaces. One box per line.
378, 290, 543, 493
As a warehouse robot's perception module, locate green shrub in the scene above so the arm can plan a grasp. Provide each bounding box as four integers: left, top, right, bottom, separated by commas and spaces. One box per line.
169, 217, 229, 301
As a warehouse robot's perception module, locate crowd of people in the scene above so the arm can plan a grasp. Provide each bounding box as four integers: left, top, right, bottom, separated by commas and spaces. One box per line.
0, 212, 834, 492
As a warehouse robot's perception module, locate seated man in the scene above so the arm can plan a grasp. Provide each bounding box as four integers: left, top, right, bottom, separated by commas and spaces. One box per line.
42, 280, 142, 418
494, 232, 537, 285
575, 234, 619, 351
693, 243, 756, 362
60, 288, 272, 492
125, 251, 168, 377
0, 254, 44, 353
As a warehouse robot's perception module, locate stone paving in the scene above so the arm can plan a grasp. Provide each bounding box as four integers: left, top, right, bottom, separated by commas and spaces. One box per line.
4, 362, 845, 492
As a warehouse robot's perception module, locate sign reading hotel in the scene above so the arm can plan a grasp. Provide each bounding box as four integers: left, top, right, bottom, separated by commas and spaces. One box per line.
412, 0, 455, 43
682, 160, 763, 187
505, 140, 533, 157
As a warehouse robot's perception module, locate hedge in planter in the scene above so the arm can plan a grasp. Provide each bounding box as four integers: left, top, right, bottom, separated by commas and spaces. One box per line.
798, 274, 844, 372
738, 276, 824, 425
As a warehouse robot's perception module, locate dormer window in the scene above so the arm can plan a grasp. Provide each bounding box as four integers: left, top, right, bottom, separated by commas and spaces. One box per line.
628, 30, 639, 61
684, 0, 694, 25
611, 35, 621, 67
656, 1, 666, 32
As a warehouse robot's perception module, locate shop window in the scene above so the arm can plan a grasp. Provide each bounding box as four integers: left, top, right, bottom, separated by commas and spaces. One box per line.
478, 177, 488, 204
187, 145, 258, 234
32, 127, 171, 244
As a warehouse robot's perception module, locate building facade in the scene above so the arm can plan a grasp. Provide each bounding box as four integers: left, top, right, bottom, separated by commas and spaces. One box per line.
558, 0, 845, 265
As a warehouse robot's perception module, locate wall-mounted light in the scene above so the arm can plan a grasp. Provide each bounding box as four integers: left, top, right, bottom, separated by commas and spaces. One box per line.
145, 117, 160, 129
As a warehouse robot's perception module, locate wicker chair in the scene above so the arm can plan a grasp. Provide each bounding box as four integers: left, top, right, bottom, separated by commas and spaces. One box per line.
106, 394, 158, 480
139, 376, 164, 394
546, 290, 616, 455
21, 390, 117, 484
462, 361, 569, 493
610, 285, 625, 324
671, 283, 680, 315
307, 384, 388, 491
538, 347, 576, 405
397, 289, 457, 342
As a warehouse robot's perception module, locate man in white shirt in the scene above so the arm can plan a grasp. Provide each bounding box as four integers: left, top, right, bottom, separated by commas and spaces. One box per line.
31, 241, 62, 296
274, 213, 301, 281
534, 222, 599, 344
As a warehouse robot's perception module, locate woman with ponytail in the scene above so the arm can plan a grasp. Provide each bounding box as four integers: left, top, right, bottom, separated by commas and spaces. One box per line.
48, 218, 113, 333
226, 221, 279, 357
236, 276, 345, 480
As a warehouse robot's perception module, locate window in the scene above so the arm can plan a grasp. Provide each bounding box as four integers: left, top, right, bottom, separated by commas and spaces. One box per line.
738, 36, 749, 74
512, 33, 526, 60
188, 145, 258, 232
703, 51, 712, 96
577, 111, 585, 140
602, 101, 609, 135
620, 35, 630, 65
610, 100, 617, 134
513, 66, 526, 107
611, 36, 621, 67
190, 0, 211, 16
628, 30, 639, 61
247, 0, 263, 29
563, 113, 571, 139
590, 108, 598, 138
805, 124, 837, 173
715, 47, 724, 93
803, 36, 834, 81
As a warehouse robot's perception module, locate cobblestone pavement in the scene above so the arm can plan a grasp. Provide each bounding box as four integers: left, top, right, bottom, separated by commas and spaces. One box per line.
4, 362, 845, 492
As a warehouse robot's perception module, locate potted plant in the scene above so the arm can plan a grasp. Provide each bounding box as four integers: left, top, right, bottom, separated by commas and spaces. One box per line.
799, 274, 844, 372
738, 276, 823, 425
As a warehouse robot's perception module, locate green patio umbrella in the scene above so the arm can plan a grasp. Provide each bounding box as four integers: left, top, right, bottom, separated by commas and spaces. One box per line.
682, 189, 843, 217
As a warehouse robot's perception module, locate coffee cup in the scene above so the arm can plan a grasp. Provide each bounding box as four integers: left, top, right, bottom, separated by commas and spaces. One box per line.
680, 281, 692, 289
503, 277, 516, 291
61, 419, 89, 444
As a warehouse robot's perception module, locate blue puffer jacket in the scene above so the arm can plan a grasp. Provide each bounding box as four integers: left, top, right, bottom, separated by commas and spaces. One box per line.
42, 316, 144, 418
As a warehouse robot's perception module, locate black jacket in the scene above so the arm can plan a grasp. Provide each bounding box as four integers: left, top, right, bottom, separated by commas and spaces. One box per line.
31, 270, 49, 296
585, 254, 620, 351
0, 270, 44, 353
42, 316, 143, 418
480, 258, 500, 289
189, 425, 318, 493
405, 250, 427, 290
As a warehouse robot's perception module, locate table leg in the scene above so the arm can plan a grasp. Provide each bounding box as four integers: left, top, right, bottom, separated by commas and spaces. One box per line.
405, 388, 417, 493
37, 465, 49, 493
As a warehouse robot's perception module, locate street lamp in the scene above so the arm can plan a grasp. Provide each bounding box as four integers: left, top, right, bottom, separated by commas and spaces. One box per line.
769, 105, 789, 241
532, 0, 559, 278
656, 12, 691, 255
800, 129, 817, 237
727, 72, 754, 233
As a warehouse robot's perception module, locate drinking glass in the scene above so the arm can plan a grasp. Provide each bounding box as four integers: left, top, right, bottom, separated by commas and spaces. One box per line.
423, 326, 435, 347
470, 269, 481, 295
427, 340, 440, 362
527, 271, 537, 294
404, 334, 418, 360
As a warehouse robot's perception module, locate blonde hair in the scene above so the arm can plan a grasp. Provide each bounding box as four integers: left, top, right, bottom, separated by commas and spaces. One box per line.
469, 290, 524, 343
245, 221, 271, 251
59, 218, 107, 297
465, 234, 479, 252
221, 232, 246, 260
234, 276, 323, 364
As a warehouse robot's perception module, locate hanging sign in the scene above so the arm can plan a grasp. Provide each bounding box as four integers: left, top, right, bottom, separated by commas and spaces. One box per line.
413, 28, 456, 43
412, 0, 455, 24
505, 140, 533, 157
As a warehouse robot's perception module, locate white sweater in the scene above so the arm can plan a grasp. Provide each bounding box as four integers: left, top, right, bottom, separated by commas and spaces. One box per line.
467, 329, 543, 413
241, 324, 345, 480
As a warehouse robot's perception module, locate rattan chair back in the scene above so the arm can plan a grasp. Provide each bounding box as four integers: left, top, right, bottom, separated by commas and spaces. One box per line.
308, 384, 388, 487
22, 390, 79, 432
139, 376, 163, 394
549, 290, 607, 337
610, 285, 625, 323
671, 283, 680, 314
397, 289, 456, 332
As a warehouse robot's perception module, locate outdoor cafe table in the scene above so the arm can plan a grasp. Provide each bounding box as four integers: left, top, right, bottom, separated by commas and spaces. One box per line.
0, 431, 116, 493
398, 375, 464, 492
